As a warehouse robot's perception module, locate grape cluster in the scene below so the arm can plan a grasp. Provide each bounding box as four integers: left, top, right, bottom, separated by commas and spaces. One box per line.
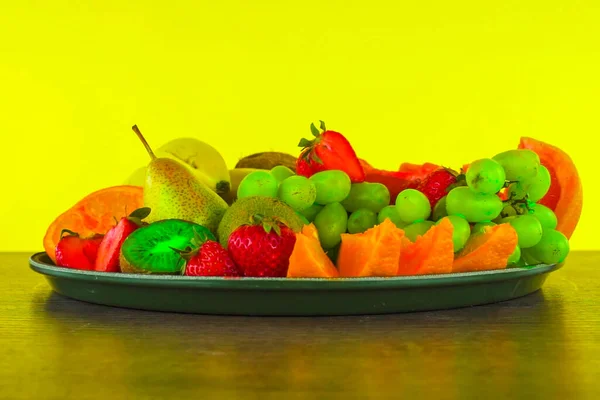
446, 149, 569, 266
237, 167, 392, 254
236, 150, 570, 267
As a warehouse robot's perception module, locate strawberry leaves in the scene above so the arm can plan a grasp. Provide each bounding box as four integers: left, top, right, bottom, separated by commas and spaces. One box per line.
298, 120, 328, 165
319, 120, 327, 131
310, 123, 321, 137
172, 228, 214, 274
126, 207, 151, 226
247, 214, 285, 236
298, 138, 314, 148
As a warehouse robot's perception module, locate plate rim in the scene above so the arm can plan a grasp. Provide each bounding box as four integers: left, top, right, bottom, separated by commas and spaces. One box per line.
29, 252, 563, 291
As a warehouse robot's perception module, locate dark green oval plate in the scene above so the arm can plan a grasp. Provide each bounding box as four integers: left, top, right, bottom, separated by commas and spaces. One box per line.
29, 252, 562, 316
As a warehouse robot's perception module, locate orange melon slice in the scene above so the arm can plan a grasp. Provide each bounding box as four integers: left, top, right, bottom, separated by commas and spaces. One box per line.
337, 219, 405, 277
43, 186, 144, 263
397, 217, 455, 276
452, 224, 518, 273
518, 137, 582, 239
287, 224, 339, 278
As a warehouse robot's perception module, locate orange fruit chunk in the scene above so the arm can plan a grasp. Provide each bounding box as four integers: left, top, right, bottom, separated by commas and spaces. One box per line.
397, 217, 455, 276
337, 219, 405, 277
287, 224, 339, 278
43, 186, 144, 263
518, 137, 582, 239
452, 224, 518, 273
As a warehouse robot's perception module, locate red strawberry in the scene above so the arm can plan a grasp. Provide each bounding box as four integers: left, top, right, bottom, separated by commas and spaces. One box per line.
95, 207, 151, 272
296, 151, 327, 178
296, 120, 365, 182
362, 162, 440, 204
227, 214, 297, 277
399, 162, 440, 175
182, 240, 241, 277
417, 168, 461, 208
55, 230, 104, 270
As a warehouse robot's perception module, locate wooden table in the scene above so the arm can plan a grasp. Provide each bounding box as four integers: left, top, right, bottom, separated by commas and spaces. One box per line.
1, 252, 599, 399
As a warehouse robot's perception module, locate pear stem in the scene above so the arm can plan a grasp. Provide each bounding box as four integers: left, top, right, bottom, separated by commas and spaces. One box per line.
132, 125, 156, 160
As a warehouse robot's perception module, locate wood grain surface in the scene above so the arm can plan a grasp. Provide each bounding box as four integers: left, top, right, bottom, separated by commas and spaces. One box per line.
1, 252, 599, 400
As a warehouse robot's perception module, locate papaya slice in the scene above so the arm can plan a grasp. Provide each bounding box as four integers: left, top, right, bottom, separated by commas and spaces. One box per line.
452, 224, 518, 273
43, 186, 144, 263
397, 217, 455, 276
518, 137, 582, 239
337, 219, 405, 277
287, 224, 339, 278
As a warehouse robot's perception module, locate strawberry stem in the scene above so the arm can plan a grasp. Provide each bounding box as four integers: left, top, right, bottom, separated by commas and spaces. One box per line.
171, 245, 198, 259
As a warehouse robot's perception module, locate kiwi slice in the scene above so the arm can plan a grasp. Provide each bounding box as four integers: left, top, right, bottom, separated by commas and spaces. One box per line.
235, 152, 297, 170
217, 196, 304, 248
120, 219, 215, 274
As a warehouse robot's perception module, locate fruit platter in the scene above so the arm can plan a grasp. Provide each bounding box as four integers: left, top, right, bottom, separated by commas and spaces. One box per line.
30, 121, 582, 315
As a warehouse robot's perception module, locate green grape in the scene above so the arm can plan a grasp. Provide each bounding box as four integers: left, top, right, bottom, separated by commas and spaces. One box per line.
404, 221, 435, 242
492, 149, 540, 181
431, 196, 448, 221
495, 216, 517, 224
527, 229, 570, 264
499, 204, 518, 218
509, 215, 543, 249
377, 205, 407, 228
313, 202, 348, 249
507, 182, 528, 200
472, 221, 496, 235
466, 158, 506, 194
446, 187, 503, 223
394, 189, 431, 224
237, 171, 278, 199
341, 183, 390, 213
277, 175, 317, 212
347, 209, 378, 234
438, 215, 470, 252
309, 170, 352, 205
296, 212, 310, 225
507, 245, 521, 266
270, 165, 295, 182
529, 203, 557, 230
521, 248, 542, 266
510, 258, 528, 268
521, 165, 551, 202
298, 203, 324, 222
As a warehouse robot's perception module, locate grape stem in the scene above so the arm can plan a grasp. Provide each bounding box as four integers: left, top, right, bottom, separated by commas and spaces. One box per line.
502, 180, 520, 188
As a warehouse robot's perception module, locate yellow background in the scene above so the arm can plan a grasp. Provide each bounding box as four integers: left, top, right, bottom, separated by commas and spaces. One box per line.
0, 1, 596, 251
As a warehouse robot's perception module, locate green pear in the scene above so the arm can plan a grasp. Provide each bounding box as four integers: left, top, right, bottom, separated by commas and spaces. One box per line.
132, 125, 229, 233
124, 138, 231, 195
